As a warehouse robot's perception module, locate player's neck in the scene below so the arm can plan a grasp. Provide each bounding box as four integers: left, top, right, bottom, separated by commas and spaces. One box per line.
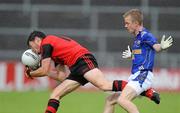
135, 26, 143, 36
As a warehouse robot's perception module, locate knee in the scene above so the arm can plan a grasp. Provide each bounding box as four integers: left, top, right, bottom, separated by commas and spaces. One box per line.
117, 96, 127, 105
105, 95, 113, 103
105, 94, 116, 105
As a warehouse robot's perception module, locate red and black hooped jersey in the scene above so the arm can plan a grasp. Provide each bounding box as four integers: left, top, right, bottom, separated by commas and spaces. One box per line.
40, 35, 90, 67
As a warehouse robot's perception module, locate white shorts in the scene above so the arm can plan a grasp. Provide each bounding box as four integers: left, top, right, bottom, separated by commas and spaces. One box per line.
127, 70, 154, 95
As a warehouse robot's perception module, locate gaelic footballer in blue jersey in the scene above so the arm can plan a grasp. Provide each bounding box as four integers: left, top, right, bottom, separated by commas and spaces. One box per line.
103, 9, 173, 113
131, 28, 158, 74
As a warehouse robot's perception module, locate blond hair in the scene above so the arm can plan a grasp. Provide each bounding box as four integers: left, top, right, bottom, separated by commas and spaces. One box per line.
123, 9, 143, 25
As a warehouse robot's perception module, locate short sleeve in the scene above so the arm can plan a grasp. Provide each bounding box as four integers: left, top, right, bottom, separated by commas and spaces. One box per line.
41, 44, 53, 59
143, 33, 158, 47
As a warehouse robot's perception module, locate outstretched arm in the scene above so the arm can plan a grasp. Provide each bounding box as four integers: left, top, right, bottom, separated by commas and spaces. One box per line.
153, 35, 173, 52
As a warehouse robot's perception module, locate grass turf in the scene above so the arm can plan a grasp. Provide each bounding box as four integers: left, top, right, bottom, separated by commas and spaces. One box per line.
0, 91, 179, 113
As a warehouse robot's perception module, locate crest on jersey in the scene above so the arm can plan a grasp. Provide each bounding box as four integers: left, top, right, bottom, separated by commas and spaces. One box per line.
134, 40, 141, 47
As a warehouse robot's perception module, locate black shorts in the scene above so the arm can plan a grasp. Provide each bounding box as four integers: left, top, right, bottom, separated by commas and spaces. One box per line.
66, 54, 98, 85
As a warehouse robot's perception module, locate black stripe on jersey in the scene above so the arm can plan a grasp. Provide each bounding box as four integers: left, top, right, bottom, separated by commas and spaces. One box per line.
42, 44, 53, 59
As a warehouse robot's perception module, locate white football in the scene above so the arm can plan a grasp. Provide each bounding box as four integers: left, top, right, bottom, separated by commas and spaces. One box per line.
21, 49, 40, 69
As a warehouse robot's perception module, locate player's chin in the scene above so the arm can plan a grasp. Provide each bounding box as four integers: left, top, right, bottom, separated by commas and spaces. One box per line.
126, 29, 131, 33
128, 30, 134, 34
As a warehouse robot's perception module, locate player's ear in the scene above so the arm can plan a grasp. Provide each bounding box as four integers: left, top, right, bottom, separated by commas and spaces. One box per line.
34, 36, 39, 41
133, 20, 139, 25
35, 36, 42, 44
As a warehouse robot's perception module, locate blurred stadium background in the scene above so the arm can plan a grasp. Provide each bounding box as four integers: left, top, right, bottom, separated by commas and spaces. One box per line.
0, 0, 180, 113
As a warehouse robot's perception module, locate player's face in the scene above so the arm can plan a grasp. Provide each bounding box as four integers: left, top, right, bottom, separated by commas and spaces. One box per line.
124, 15, 137, 35
29, 37, 41, 54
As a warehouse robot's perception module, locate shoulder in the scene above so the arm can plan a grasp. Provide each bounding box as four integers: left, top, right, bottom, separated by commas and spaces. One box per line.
44, 35, 57, 40
141, 30, 156, 41
140, 31, 148, 38
42, 35, 58, 42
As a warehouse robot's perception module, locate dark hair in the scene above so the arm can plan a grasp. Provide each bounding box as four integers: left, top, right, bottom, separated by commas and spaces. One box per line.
27, 31, 46, 46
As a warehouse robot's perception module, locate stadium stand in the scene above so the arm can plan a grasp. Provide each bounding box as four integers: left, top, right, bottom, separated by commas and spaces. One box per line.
0, 0, 179, 67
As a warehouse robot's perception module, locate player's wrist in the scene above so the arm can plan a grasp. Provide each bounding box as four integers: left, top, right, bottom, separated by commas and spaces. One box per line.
26, 68, 33, 79
160, 44, 165, 50
28, 72, 33, 79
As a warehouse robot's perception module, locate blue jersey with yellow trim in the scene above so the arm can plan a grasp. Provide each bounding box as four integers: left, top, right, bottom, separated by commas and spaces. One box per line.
131, 28, 158, 74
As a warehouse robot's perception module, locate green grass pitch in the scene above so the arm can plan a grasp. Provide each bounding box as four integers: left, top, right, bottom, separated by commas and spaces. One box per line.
0, 91, 179, 113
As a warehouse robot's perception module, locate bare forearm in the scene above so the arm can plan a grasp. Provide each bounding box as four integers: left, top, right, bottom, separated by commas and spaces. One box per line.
48, 71, 67, 81
30, 67, 47, 77
30, 58, 51, 77
153, 44, 162, 52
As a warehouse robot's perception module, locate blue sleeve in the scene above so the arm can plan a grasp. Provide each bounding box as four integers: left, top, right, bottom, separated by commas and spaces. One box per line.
143, 33, 158, 47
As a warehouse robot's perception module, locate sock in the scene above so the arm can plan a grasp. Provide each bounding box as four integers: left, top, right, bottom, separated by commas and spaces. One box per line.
140, 88, 154, 99
45, 99, 60, 113
112, 80, 127, 91
112, 80, 154, 100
